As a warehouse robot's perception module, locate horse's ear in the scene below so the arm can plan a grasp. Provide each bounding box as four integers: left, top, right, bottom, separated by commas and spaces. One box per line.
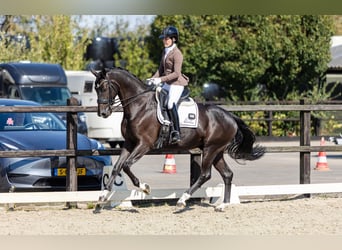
101, 68, 108, 77
90, 68, 99, 77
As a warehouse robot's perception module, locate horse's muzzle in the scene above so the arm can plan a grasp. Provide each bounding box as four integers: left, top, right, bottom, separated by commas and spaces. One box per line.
97, 106, 111, 118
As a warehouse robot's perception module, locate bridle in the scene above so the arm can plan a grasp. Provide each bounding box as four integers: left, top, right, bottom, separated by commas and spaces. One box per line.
96, 78, 119, 106
96, 77, 153, 113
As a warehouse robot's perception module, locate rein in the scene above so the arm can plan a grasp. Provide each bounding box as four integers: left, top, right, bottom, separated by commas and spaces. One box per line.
97, 78, 153, 112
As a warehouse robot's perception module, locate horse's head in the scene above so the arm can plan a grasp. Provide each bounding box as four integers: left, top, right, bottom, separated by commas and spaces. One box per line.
91, 68, 118, 118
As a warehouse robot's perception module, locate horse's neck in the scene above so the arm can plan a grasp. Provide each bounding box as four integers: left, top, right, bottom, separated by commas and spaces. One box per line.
110, 69, 152, 109
120, 90, 155, 117
113, 71, 146, 97
114, 77, 152, 112
118, 84, 147, 102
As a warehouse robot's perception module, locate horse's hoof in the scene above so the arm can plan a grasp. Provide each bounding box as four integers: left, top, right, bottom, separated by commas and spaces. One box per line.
93, 204, 102, 214
140, 183, 151, 195
98, 190, 110, 202
214, 203, 228, 212
144, 184, 151, 194
98, 195, 107, 203
176, 192, 190, 209
176, 200, 186, 209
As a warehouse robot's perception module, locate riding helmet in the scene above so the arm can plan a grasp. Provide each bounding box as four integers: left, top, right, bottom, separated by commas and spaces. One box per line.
159, 26, 179, 42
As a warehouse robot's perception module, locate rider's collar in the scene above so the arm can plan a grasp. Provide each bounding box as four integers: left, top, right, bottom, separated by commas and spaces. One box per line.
164, 43, 176, 55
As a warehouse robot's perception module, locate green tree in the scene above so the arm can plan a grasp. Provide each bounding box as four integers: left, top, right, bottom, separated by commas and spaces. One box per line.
258, 15, 334, 101
149, 15, 334, 101
113, 24, 156, 80
0, 16, 32, 62
0, 15, 90, 70
27, 16, 90, 70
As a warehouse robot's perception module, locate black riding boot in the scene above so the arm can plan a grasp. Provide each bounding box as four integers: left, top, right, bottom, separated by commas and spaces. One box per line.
168, 104, 181, 144
159, 89, 169, 117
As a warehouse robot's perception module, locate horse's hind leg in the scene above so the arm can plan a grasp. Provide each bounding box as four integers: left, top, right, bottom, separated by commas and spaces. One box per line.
176, 148, 216, 208
212, 153, 234, 212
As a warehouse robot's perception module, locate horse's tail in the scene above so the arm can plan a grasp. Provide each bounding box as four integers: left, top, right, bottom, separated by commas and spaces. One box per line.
226, 113, 266, 161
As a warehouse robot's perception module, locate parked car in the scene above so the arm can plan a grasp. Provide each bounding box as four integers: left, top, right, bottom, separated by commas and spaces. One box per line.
0, 62, 88, 135
0, 99, 111, 192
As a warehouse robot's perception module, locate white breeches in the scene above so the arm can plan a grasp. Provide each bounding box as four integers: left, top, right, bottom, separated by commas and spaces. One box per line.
162, 84, 184, 110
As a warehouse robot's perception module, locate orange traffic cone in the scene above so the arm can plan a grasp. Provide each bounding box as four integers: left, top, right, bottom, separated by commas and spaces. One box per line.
163, 154, 177, 173
314, 137, 330, 171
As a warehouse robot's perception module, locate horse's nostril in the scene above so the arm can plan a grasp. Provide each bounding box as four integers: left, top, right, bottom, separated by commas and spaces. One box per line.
101, 111, 108, 117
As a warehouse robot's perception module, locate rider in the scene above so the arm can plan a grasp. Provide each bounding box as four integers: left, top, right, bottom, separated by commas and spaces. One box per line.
147, 25, 189, 144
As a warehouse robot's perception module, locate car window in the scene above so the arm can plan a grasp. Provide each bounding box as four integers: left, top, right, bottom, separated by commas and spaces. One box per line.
0, 112, 66, 131
21, 87, 72, 106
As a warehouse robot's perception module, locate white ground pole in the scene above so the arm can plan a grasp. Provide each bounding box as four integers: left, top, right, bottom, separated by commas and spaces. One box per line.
1, 183, 342, 206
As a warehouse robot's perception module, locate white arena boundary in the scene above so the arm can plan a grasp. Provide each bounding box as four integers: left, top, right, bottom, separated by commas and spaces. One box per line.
1, 183, 342, 205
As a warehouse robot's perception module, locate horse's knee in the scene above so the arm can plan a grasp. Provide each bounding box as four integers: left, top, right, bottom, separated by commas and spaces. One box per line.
223, 171, 233, 184
110, 168, 120, 177
198, 173, 211, 183
204, 173, 211, 182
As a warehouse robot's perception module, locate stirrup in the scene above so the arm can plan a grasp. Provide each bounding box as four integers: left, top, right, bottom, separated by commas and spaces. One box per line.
170, 131, 181, 144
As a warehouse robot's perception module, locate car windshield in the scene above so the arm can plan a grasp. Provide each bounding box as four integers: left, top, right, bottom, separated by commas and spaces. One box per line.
0, 112, 66, 131
21, 87, 72, 106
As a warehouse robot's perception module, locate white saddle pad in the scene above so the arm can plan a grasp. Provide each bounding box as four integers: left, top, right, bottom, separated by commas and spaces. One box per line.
155, 89, 199, 128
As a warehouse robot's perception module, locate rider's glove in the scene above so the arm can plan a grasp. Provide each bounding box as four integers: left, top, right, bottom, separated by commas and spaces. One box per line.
146, 78, 162, 90
146, 78, 154, 86
152, 78, 162, 85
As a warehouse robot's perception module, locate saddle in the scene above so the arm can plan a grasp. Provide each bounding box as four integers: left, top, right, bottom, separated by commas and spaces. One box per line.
154, 86, 198, 148
158, 87, 190, 123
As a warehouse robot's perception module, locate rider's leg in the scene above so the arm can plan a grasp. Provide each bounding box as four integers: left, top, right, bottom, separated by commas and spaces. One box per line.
167, 85, 184, 109
167, 85, 184, 144
168, 103, 181, 143
159, 88, 169, 119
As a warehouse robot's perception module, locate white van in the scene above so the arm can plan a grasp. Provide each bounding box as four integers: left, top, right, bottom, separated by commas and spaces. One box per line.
65, 70, 124, 148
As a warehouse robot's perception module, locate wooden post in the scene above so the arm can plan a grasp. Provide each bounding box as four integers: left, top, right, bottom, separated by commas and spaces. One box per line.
190, 151, 202, 186
66, 97, 79, 196
299, 100, 311, 191
267, 111, 273, 136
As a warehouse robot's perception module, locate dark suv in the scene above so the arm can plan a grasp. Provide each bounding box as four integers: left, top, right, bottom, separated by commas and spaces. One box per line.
0, 62, 88, 135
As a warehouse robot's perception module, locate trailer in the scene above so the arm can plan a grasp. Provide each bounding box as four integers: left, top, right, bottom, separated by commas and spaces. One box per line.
65, 70, 124, 148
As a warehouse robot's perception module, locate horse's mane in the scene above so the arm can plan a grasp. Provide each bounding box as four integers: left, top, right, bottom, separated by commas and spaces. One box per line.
109, 67, 147, 87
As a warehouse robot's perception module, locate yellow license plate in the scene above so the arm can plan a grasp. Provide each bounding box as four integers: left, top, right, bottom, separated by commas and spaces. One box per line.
55, 168, 86, 176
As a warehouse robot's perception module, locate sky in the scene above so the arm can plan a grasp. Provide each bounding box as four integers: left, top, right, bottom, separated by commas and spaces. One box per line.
80, 15, 155, 32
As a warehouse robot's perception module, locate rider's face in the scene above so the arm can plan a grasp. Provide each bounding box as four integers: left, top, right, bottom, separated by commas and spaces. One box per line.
163, 37, 173, 48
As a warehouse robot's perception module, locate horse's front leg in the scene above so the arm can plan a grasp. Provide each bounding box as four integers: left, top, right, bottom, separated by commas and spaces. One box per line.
121, 143, 152, 194
105, 148, 131, 191
102, 142, 151, 197
94, 148, 131, 213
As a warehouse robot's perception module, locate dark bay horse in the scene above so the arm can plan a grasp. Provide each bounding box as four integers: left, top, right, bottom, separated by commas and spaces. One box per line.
91, 67, 265, 212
